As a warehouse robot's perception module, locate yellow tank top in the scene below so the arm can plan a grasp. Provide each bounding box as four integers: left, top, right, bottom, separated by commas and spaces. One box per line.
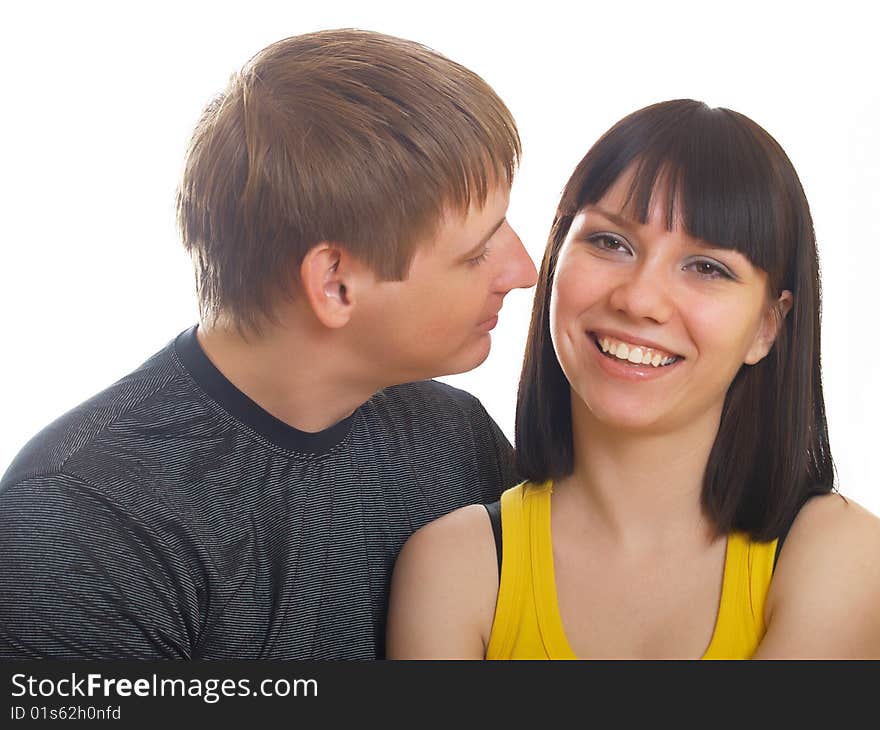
486, 481, 777, 660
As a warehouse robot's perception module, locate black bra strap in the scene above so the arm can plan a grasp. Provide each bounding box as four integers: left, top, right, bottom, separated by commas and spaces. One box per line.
484, 500, 503, 577
773, 493, 820, 572
773, 532, 787, 571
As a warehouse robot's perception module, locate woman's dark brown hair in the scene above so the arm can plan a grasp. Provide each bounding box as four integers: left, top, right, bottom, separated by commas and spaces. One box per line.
516, 99, 834, 540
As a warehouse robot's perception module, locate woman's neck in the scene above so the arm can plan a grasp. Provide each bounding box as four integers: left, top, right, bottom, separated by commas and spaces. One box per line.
556, 396, 725, 551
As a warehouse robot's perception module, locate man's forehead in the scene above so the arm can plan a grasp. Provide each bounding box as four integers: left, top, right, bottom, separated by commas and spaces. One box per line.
433, 186, 510, 243
443, 183, 511, 221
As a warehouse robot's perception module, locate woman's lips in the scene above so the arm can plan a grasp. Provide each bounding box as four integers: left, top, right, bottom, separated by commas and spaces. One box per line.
588, 332, 683, 381
591, 330, 683, 362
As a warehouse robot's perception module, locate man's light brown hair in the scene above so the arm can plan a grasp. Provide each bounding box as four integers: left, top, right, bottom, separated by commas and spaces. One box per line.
177, 29, 521, 332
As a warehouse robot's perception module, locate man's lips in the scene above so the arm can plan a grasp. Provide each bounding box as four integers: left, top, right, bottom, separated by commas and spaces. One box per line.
478, 314, 499, 331
479, 305, 502, 330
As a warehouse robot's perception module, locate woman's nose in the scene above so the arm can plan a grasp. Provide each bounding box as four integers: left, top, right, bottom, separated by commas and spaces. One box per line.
607, 263, 674, 324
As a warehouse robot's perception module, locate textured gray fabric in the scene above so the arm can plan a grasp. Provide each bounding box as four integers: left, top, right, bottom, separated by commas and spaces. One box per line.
0, 327, 518, 659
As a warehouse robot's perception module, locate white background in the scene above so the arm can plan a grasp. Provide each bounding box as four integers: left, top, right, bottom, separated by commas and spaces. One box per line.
2, 1, 877, 516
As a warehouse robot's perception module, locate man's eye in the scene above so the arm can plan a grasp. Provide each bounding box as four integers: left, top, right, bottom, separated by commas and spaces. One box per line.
467, 247, 491, 266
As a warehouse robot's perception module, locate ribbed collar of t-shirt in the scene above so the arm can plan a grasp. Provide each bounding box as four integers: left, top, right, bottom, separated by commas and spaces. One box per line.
173, 325, 357, 455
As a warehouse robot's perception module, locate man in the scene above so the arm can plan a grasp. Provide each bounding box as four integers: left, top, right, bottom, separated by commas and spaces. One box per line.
0, 29, 536, 659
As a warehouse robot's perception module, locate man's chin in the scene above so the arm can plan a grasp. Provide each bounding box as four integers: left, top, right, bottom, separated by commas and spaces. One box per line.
437, 336, 492, 378
386, 336, 493, 384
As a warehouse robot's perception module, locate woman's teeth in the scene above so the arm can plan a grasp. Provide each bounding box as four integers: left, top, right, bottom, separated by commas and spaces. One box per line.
597, 335, 679, 367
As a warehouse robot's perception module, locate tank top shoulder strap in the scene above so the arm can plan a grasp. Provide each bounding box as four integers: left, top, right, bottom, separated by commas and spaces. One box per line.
484, 498, 503, 576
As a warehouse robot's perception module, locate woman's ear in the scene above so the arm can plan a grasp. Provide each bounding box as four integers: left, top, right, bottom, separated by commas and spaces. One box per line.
744, 290, 793, 365
299, 243, 361, 329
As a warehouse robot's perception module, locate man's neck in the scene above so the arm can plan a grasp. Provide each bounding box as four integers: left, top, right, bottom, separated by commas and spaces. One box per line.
195, 320, 378, 433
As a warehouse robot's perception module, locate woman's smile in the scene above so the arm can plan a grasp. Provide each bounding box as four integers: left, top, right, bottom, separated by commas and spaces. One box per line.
549, 170, 784, 435
587, 331, 684, 381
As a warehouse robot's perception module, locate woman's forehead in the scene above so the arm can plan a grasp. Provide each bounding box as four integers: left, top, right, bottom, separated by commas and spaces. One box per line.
584, 168, 688, 232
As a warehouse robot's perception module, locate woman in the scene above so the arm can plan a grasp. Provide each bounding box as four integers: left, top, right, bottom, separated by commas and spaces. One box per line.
386, 99, 880, 659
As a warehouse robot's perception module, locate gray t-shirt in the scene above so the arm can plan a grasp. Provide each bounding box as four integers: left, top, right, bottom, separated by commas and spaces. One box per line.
0, 326, 518, 659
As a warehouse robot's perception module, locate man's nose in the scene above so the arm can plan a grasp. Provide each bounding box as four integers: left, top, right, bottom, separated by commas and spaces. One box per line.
496, 226, 537, 293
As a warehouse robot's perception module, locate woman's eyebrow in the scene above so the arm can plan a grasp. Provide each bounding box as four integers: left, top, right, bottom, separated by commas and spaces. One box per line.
582, 206, 635, 230
583, 206, 744, 258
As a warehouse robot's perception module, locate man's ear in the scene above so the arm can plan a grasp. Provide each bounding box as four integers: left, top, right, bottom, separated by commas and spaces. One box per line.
300, 243, 365, 329
744, 290, 793, 365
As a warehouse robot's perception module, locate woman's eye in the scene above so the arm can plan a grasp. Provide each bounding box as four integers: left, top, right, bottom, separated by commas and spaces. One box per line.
686, 260, 733, 280
589, 233, 630, 253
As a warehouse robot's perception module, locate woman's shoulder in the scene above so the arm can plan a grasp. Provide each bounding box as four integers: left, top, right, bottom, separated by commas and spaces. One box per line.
757, 492, 880, 657
394, 480, 538, 578
781, 492, 880, 556
403, 502, 499, 562
386, 502, 502, 658
774, 492, 880, 584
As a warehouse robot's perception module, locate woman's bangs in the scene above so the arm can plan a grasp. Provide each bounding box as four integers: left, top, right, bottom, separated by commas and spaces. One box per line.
625, 146, 785, 279
569, 105, 794, 287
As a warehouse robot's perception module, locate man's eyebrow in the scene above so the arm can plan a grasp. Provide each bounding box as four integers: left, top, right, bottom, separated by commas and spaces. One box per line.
462, 217, 506, 258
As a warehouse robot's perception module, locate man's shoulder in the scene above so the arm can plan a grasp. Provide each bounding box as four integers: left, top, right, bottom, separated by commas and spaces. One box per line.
363, 379, 514, 474
1, 333, 191, 492
372, 379, 484, 418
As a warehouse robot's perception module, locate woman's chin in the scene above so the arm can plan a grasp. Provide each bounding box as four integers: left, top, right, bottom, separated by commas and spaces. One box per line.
576, 398, 672, 436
